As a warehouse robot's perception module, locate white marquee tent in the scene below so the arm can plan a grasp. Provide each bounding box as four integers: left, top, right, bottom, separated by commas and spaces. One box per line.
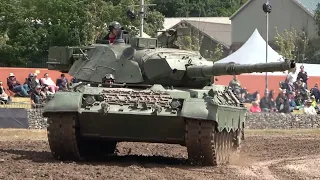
215, 29, 320, 76
216, 28, 284, 64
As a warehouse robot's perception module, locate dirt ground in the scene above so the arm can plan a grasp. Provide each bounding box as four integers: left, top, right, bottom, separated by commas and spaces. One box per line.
0, 129, 320, 180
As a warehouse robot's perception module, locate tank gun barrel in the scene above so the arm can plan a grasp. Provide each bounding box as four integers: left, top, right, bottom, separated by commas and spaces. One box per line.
186, 59, 296, 78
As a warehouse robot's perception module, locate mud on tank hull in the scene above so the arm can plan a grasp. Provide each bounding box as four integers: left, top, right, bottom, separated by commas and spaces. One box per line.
43, 85, 247, 166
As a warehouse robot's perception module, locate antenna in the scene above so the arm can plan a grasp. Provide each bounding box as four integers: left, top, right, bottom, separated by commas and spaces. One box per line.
127, 0, 156, 37
139, 0, 145, 37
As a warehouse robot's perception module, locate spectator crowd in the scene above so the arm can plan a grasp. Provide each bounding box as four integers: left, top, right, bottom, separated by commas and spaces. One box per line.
229, 65, 319, 115
1, 65, 319, 115
0, 72, 71, 107
249, 65, 319, 115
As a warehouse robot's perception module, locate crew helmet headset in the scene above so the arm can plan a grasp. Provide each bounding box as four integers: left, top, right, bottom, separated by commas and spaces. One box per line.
108, 21, 121, 31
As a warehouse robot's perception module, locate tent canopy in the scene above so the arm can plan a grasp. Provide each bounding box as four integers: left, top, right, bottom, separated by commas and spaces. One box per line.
215, 28, 284, 64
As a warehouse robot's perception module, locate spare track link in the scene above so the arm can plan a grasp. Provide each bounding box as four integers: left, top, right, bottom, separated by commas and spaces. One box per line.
47, 113, 82, 161
185, 118, 240, 166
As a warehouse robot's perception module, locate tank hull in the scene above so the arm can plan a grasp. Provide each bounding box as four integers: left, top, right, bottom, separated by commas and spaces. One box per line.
43, 84, 246, 166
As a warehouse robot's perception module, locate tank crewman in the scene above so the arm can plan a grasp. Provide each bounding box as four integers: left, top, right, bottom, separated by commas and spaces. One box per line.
102, 74, 115, 87
103, 21, 122, 43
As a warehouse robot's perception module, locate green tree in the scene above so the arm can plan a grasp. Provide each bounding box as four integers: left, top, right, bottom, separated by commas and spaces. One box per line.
151, 0, 248, 17
274, 27, 309, 61
0, 0, 165, 67
0, 0, 40, 66
212, 43, 223, 62
314, 3, 320, 36
174, 35, 201, 51
304, 38, 320, 63
309, 3, 320, 64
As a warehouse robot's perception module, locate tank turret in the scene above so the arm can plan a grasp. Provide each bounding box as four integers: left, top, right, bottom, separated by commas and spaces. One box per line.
47, 38, 295, 88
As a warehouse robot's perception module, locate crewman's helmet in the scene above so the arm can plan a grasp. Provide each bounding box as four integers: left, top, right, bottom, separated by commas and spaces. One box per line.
108, 21, 121, 31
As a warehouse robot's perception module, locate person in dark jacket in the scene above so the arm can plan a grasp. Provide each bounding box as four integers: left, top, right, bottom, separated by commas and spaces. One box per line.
277, 97, 290, 113
310, 83, 320, 102
288, 91, 298, 112
7, 73, 29, 97
56, 73, 69, 91
260, 91, 276, 112
24, 73, 39, 91
276, 89, 287, 107
297, 65, 308, 89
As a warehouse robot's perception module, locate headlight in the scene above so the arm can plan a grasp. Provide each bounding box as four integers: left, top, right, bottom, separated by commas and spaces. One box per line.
85, 95, 96, 105
170, 100, 181, 109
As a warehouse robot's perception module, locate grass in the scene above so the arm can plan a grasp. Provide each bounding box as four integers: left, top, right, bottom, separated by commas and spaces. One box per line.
0, 129, 47, 140
291, 109, 304, 114
12, 97, 30, 103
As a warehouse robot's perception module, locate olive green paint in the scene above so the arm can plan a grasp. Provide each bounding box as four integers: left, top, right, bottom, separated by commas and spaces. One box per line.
43, 28, 295, 143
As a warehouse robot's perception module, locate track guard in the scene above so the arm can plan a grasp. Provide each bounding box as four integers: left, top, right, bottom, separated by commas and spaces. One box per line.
181, 98, 246, 132
43, 92, 83, 117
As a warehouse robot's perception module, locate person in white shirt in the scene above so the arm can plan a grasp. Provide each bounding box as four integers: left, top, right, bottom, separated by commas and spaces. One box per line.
303, 99, 317, 115
286, 67, 298, 91
33, 73, 40, 85
0, 81, 10, 103
40, 73, 59, 93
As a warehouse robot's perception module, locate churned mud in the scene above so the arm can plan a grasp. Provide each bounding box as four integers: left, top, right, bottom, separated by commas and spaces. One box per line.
0, 129, 320, 180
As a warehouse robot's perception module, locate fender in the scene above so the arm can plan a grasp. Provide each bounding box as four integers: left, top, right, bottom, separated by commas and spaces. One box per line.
42, 91, 83, 117
181, 98, 247, 132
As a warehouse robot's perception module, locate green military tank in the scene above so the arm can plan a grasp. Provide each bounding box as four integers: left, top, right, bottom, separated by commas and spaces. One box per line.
43, 27, 295, 166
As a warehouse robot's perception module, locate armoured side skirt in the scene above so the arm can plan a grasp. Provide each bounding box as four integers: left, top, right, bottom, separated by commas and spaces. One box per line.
78, 112, 186, 145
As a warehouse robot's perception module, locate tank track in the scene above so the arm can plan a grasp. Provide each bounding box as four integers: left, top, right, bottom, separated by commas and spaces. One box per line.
47, 113, 241, 165
47, 113, 117, 161
185, 118, 241, 166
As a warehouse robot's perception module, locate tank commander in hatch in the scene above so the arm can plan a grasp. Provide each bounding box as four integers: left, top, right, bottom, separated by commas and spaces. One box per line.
102, 74, 115, 87
103, 21, 122, 44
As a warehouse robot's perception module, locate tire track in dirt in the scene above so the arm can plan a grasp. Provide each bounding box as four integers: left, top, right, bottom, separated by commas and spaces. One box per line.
232, 155, 320, 180
230, 134, 320, 180
0, 131, 320, 179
